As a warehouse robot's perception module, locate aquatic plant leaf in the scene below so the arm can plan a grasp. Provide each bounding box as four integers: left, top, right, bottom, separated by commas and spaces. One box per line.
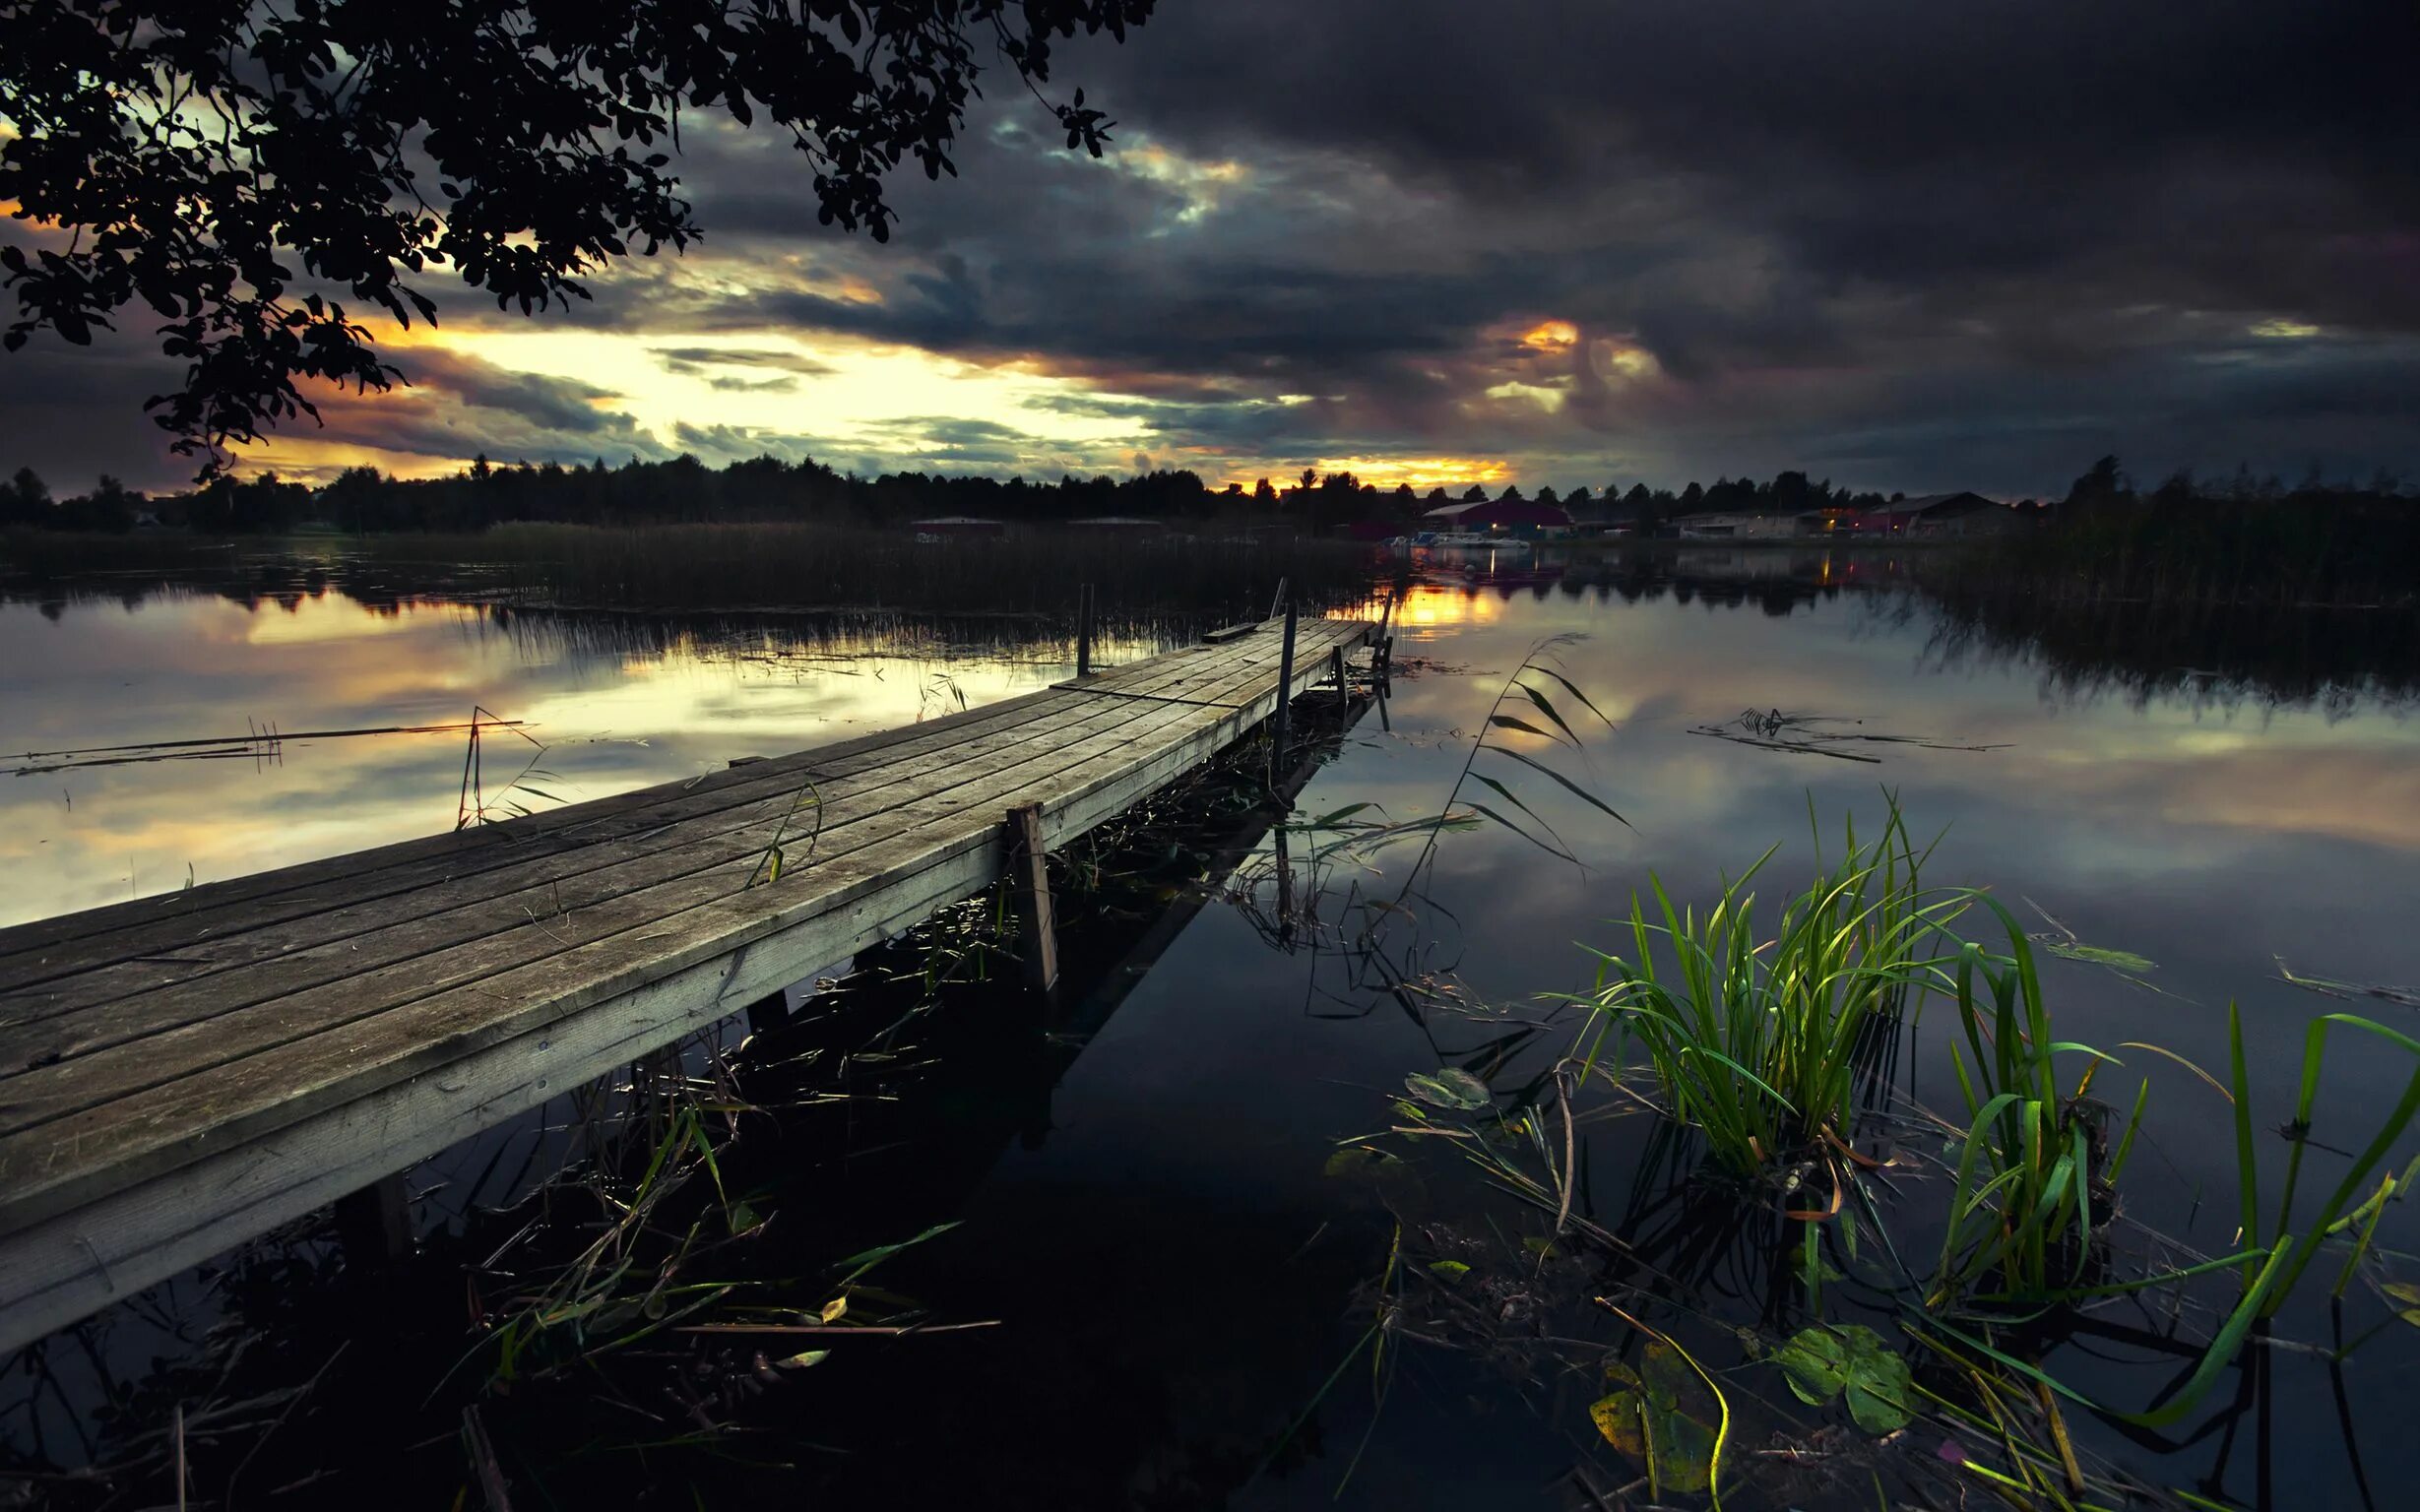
2382, 1281, 2420, 1326
1325, 1146, 1394, 1177
1404, 1068, 1492, 1110
820, 1295, 848, 1323
776, 1349, 830, 1369
834, 1221, 961, 1283
1774, 1325, 1849, 1406
1773, 1324, 1913, 1434
2045, 941, 2154, 973
1589, 1347, 1716, 1491
1488, 713, 1559, 742
1428, 1260, 1471, 1279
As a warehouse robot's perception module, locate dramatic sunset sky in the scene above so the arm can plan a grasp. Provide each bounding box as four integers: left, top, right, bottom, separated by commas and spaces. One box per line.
4, 0, 2415, 498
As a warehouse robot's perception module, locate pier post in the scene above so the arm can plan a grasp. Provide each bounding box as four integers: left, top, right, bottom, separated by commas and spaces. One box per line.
1006, 802, 1059, 994
333, 1172, 410, 1270
1076, 583, 1096, 678
1269, 596, 1299, 782
1329, 644, 1347, 700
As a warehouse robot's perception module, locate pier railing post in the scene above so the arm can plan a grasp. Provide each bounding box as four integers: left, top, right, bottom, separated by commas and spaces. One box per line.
1076, 583, 1095, 677
1006, 802, 1059, 994
1269, 595, 1299, 784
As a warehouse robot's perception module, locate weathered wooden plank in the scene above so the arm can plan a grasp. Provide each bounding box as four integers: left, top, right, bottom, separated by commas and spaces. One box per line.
0, 668, 1208, 1041
0, 643, 1350, 1238
0, 683, 1268, 1134
0, 630, 1285, 994
0, 632, 1316, 1057
0, 635, 1344, 1133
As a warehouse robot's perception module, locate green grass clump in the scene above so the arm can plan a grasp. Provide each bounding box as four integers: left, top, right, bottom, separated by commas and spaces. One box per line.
1574, 802, 1965, 1181
1930, 911, 2143, 1311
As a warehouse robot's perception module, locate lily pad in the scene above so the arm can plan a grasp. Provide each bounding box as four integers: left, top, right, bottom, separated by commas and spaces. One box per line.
1404, 1067, 1492, 1110
1588, 1344, 1716, 1492
1772, 1323, 1912, 1434
1324, 1146, 1402, 1179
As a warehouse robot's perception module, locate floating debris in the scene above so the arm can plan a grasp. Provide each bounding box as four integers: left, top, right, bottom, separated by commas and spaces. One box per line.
1690, 707, 2011, 762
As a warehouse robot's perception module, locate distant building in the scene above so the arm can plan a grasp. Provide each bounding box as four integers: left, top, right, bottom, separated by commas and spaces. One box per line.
1848, 492, 2010, 536
1420, 498, 1573, 536
911, 516, 1006, 539
1669, 511, 1801, 540
1066, 516, 1167, 531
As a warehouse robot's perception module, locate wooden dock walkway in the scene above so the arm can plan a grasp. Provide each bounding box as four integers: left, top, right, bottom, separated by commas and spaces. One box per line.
0, 614, 1374, 1353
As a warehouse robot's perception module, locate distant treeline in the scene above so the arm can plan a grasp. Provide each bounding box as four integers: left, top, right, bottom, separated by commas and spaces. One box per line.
1922, 456, 2420, 606
0, 453, 1931, 535
2, 455, 2415, 589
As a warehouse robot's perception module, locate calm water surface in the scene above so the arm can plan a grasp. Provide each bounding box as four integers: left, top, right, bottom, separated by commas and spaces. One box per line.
4, 550, 2418, 1508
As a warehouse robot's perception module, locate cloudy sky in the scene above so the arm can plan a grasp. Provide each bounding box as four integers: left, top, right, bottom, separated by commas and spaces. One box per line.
5, 0, 2416, 499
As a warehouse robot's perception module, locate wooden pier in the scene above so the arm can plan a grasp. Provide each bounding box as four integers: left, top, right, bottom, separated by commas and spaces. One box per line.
0, 614, 1373, 1353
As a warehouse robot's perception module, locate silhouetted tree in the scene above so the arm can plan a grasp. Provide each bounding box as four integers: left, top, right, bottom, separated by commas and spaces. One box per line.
1460, 484, 1489, 502
1, 465, 50, 526
0, 0, 1152, 472
2066, 455, 2135, 510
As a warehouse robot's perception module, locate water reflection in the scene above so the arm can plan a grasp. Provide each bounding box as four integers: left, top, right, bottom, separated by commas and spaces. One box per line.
6, 551, 2420, 1508
0, 590, 1172, 927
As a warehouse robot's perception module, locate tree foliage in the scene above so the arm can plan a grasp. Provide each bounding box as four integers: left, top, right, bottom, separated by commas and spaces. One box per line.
0, 0, 1154, 472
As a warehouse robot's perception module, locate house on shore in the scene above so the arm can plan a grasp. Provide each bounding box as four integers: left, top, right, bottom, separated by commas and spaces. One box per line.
1067, 515, 1168, 532
1421, 497, 1573, 537
1669, 511, 1803, 540
1844, 492, 2012, 536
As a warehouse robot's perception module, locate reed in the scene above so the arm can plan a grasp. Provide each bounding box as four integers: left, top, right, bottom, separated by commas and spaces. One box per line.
1926, 906, 2143, 1310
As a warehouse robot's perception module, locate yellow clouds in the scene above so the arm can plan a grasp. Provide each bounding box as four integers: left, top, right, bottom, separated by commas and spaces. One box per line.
1296, 456, 1513, 490
1483, 379, 1567, 412
1118, 141, 1249, 226
1520, 320, 1579, 351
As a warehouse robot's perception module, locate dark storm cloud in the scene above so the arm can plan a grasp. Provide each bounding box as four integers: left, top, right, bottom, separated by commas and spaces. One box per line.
7, 0, 2412, 492
626, 0, 2416, 491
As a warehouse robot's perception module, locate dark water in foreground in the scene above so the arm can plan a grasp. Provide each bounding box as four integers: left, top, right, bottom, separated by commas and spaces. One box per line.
4, 544, 2419, 1509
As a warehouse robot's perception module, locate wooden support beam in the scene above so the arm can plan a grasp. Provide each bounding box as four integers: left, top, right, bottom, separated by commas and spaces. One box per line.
1075, 583, 1096, 678
1268, 598, 1299, 783
1006, 802, 1059, 994
332, 1172, 410, 1271
1329, 644, 1348, 700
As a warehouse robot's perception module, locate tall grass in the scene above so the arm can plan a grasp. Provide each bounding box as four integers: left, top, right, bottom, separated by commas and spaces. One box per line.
1573, 803, 1963, 1180
1929, 909, 2145, 1310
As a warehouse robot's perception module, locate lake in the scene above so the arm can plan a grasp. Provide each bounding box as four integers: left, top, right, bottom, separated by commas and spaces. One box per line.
4, 541, 2417, 1509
